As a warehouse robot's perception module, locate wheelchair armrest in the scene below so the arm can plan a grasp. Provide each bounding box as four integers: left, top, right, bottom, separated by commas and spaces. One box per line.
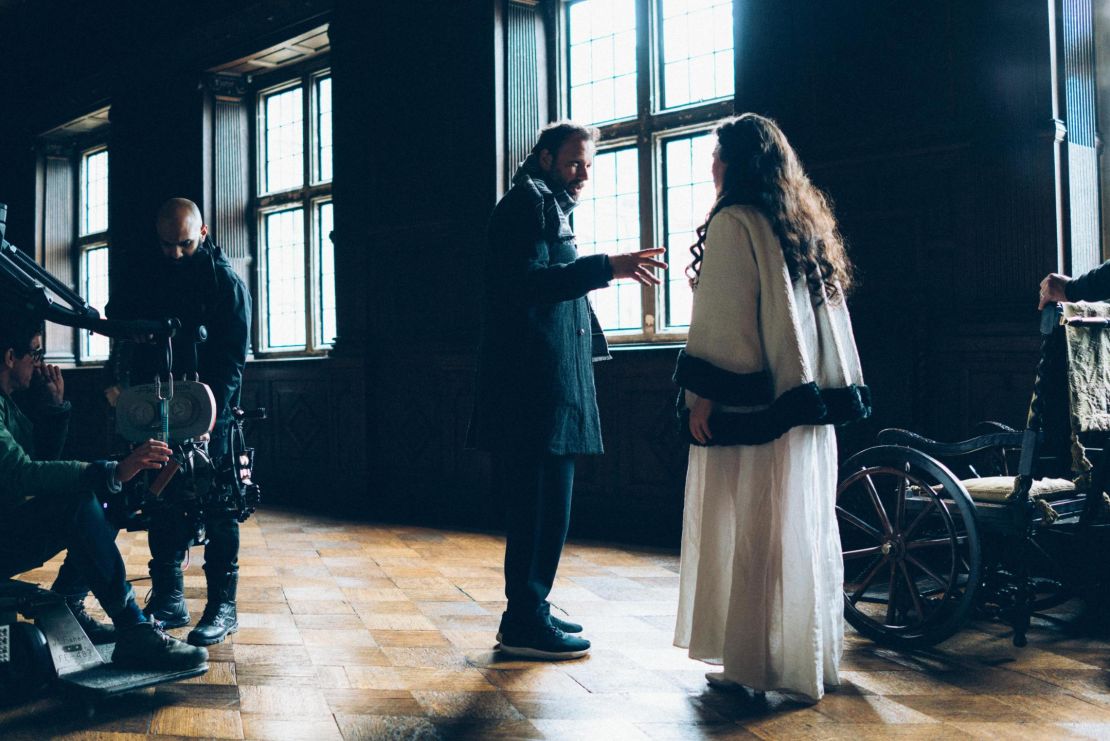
971, 421, 1019, 435
876, 428, 1026, 457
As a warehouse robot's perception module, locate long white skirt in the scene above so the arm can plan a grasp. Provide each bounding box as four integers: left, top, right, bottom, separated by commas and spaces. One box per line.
673, 425, 844, 702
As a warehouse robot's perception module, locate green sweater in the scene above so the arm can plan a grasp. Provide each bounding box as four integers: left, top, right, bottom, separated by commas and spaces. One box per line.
0, 391, 89, 510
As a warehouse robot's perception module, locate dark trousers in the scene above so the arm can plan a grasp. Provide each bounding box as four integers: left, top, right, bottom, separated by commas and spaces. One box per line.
148, 512, 239, 572
501, 450, 575, 622
0, 489, 137, 619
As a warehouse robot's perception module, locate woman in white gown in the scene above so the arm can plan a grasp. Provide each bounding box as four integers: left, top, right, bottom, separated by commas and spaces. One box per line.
672, 114, 870, 703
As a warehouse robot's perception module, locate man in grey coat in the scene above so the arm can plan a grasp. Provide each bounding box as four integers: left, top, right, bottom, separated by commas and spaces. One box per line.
470, 121, 666, 659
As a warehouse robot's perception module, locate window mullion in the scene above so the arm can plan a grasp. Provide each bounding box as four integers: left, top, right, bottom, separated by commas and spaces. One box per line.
635, 0, 655, 338
71, 154, 83, 361
635, 0, 653, 134
303, 73, 314, 189
303, 196, 314, 351
637, 133, 657, 340
302, 75, 315, 351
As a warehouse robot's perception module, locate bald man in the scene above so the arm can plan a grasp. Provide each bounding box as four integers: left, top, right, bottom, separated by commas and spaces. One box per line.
105, 198, 250, 647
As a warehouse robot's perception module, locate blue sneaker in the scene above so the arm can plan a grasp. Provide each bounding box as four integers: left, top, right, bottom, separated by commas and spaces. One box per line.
543, 603, 583, 634
497, 607, 583, 642
498, 620, 590, 660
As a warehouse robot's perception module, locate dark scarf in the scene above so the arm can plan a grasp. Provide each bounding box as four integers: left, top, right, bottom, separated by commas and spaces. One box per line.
511, 154, 578, 236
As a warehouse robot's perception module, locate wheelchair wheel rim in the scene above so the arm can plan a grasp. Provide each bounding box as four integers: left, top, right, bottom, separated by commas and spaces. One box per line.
837, 451, 980, 645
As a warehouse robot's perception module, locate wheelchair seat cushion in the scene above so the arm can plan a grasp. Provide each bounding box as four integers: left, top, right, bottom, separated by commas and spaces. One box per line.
960, 476, 1076, 503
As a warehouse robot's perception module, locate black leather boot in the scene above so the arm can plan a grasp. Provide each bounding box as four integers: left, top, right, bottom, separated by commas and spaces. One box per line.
113, 621, 208, 670
188, 568, 238, 646
144, 561, 190, 629
66, 598, 116, 645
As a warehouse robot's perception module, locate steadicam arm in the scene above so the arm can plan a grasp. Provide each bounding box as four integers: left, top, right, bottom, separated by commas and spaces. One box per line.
0, 202, 180, 340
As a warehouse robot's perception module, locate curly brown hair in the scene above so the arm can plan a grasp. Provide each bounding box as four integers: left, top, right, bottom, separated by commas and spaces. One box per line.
687, 114, 854, 304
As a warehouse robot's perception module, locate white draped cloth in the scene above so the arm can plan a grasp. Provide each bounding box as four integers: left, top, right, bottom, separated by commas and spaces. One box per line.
673, 205, 858, 702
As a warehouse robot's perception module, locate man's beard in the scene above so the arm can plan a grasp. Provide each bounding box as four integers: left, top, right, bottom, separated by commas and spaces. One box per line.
545, 173, 585, 200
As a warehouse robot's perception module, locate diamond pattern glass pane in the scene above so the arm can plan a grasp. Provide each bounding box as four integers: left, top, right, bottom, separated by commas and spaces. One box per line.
316, 201, 336, 346
263, 208, 306, 348
263, 87, 304, 193
81, 245, 110, 359
567, 0, 637, 124
573, 147, 641, 332
661, 0, 734, 109
663, 132, 715, 329
82, 150, 108, 236
316, 76, 333, 183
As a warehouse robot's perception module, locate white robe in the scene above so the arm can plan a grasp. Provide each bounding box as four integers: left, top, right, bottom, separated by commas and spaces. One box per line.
673, 205, 863, 702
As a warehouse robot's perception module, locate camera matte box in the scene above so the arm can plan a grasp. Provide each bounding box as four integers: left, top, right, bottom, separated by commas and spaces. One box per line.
116, 380, 216, 443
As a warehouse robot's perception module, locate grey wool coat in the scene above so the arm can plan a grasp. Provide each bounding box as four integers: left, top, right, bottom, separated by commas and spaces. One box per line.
468, 166, 613, 456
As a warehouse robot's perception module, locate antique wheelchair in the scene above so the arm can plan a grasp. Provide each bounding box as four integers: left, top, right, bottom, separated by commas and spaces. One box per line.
837, 303, 1110, 648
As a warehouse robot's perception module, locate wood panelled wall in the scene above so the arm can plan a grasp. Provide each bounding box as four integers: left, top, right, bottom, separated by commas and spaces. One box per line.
734, 0, 1070, 446
0, 0, 1096, 546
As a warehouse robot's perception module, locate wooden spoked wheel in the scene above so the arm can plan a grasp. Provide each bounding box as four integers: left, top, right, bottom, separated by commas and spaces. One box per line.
836, 446, 982, 648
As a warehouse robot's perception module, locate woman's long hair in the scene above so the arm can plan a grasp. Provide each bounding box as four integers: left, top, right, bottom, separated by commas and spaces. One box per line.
687, 114, 853, 304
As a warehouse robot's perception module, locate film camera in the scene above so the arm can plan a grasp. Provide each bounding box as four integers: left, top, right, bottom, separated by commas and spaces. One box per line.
101, 309, 264, 541
107, 369, 265, 541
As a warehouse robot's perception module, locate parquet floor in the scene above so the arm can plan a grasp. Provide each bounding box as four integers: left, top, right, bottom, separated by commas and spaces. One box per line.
1, 507, 1108, 740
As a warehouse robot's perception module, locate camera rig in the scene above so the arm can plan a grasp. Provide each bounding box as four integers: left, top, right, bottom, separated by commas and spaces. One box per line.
0, 202, 264, 537
109, 383, 265, 539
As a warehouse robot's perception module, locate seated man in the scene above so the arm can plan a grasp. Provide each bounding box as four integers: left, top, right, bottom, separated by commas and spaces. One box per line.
0, 310, 207, 670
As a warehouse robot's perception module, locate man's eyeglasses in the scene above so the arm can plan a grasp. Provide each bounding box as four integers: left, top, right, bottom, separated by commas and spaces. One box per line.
24, 347, 45, 362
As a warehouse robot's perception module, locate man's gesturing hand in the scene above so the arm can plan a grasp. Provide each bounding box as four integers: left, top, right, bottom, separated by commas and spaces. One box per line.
610, 248, 668, 286
117, 439, 172, 483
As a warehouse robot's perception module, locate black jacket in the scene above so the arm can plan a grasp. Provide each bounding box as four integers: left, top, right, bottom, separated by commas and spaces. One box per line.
107, 240, 251, 439
1067, 261, 1110, 302
468, 179, 613, 456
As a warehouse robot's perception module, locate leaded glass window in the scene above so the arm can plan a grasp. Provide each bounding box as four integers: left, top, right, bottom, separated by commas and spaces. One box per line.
573, 147, 642, 331
80, 244, 110, 360
256, 69, 334, 353
261, 207, 307, 349
660, 0, 734, 109
661, 132, 715, 329
78, 143, 111, 361
567, 0, 637, 125
262, 86, 304, 193
81, 148, 108, 236
558, 0, 736, 340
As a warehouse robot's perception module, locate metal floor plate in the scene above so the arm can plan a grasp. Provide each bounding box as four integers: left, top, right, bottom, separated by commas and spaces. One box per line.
60, 659, 208, 698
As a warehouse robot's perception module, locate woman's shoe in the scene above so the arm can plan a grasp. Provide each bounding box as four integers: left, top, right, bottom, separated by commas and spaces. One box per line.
705, 672, 745, 691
